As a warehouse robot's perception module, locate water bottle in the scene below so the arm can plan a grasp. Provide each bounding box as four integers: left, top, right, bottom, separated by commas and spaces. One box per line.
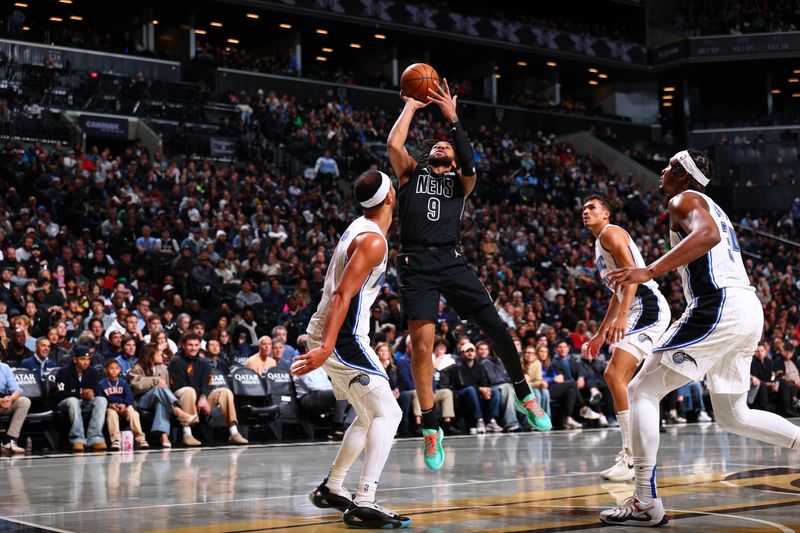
25, 437, 32, 454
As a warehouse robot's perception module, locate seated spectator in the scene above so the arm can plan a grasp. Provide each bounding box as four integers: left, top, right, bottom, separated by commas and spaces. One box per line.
775, 346, 800, 413
54, 346, 108, 452
100, 359, 149, 450
129, 343, 195, 449
478, 340, 520, 431
751, 343, 796, 416
143, 314, 178, 354
375, 341, 413, 437
45, 327, 69, 364
521, 344, 550, 418
206, 339, 230, 377
0, 359, 31, 454
271, 325, 298, 361
6, 327, 33, 367
272, 339, 294, 371
21, 337, 58, 379
399, 336, 459, 435
539, 345, 583, 430
245, 335, 276, 375
115, 335, 138, 376
235, 279, 263, 309
86, 318, 113, 360
168, 332, 248, 446
453, 342, 502, 434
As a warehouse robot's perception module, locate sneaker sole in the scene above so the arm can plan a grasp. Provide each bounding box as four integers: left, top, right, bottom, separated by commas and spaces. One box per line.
599, 514, 669, 527
602, 469, 635, 482
344, 518, 412, 529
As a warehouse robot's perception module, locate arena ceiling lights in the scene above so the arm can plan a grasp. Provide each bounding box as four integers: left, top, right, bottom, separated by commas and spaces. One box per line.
546, 61, 557, 67
279, 23, 292, 29
374, 33, 386, 39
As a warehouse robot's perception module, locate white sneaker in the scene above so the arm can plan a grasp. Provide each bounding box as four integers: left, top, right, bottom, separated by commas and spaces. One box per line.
599, 496, 669, 527
475, 418, 486, 434
598, 414, 609, 427
564, 416, 583, 429
1, 439, 25, 455
600, 450, 626, 476
697, 410, 712, 422
602, 449, 634, 481
580, 406, 601, 420
486, 419, 503, 433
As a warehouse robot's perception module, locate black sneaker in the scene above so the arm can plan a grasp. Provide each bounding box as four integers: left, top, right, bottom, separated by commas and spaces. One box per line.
309, 479, 353, 512
343, 501, 411, 529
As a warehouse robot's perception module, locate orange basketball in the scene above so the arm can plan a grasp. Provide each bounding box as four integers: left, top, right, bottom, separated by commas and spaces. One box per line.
400, 63, 440, 103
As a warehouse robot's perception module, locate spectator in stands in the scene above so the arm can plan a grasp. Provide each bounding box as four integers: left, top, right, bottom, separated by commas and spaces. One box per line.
454, 342, 502, 434
115, 335, 138, 376
313, 149, 340, 188
539, 345, 582, 430
6, 327, 32, 366
235, 279, 262, 309
129, 343, 195, 449
168, 332, 248, 446
206, 339, 230, 378
521, 344, 550, 418
478, 341, 520, 431
375, 341, 413, 436
271, 325, 298, 361
21, 337, 57, 379
0, 360, 31, 454
54, 345, 108, 452
100, 359, 149, 450
245, 335, 276, 375
776, 346, 800, 412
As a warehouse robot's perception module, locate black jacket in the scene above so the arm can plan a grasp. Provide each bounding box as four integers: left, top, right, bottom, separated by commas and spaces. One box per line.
54, 362, 103, 404
168, 351, 213, 397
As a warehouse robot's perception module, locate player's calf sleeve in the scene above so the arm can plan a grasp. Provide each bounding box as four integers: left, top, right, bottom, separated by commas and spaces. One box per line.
470, 305, 528, 398
711, 392, 800, 449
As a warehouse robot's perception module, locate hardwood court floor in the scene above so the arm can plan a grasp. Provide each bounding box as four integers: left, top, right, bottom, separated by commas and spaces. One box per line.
1, 423, 800, 532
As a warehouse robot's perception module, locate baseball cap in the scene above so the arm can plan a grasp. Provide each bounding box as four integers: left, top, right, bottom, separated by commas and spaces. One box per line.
162, 284, 175, 292
460, 342, 476, 353
72, 345, 91, 358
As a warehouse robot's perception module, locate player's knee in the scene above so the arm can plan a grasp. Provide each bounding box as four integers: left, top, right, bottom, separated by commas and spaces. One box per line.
386, 400, 403, 426
710, 394, 748, 431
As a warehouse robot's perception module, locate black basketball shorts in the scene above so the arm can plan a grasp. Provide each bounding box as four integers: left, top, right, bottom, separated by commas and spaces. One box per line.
397, 247, 494, 322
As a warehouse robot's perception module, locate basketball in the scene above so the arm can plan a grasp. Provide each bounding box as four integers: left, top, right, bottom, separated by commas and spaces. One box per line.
400, 63, 440, 102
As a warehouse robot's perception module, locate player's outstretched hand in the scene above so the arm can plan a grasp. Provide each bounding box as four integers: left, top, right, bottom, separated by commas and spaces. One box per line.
605, 267, 653, 289
291, 347, 332, 376
427, 78, 458, 123
584, 332, 605, 357
400, 93, 431, 111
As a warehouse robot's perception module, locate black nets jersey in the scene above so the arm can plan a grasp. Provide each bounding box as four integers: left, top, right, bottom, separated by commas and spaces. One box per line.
398, 164, 465, 247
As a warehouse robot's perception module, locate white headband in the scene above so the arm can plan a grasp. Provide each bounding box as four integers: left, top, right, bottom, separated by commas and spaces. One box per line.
674, 150, 709, 186
360, 171, 391, 208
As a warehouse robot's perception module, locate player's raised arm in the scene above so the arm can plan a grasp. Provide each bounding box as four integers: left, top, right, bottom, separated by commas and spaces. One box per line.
606, 193, 720, 288
387, 97, 429, 186
291, 233, 387, 376
427, 78, 477, 196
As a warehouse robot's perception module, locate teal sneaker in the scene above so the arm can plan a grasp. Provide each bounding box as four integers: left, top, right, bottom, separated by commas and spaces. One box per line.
422, 428, 445, 471
515, 393, 552, 432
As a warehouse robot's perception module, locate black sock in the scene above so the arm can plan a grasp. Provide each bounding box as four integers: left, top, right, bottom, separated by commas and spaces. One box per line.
471, 305, 531, 400
421, 408, 438, 430
513, 379, 532, 401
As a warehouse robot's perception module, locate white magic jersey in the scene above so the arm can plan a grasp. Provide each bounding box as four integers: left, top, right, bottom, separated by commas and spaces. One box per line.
307, 216, 387, 342
669, 190, 752, 302
595, 224, 660, 298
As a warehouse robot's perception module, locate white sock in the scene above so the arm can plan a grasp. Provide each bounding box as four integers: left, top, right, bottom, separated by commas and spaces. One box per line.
182, 426, 192, 438
617, 410, 631, 453
634, 464, 657, 504
355, 476, 377, 504
229, 425, 239, 436
327, 465, 348, 493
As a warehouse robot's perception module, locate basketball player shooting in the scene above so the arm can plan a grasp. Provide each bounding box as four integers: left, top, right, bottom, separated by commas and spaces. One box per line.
599, 150, 800, 527
292, 170, 411, 529
387, 77, 551, 472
